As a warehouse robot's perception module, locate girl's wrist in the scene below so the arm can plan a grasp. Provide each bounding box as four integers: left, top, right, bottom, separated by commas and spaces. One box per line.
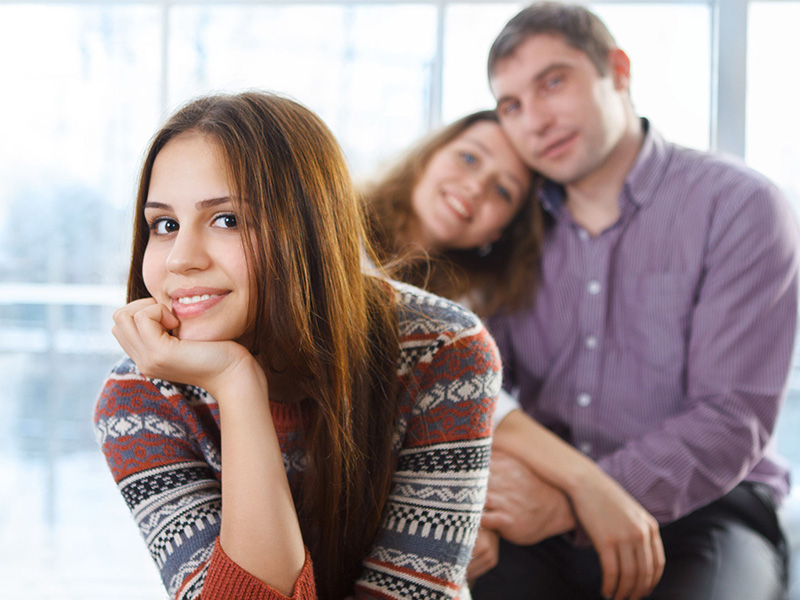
205, 347, 268, 404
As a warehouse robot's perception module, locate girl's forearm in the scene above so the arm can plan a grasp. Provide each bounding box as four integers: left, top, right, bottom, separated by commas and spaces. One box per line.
216, 362, 306, 596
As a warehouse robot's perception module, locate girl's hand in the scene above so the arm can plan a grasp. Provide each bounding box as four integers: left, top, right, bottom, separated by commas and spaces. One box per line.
111, 298, 258, 396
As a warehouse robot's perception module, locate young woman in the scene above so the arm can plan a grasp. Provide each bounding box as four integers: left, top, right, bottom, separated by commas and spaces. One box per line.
362, 110, 542, 320
93, 91, 500, 600
363, 112, 665, 598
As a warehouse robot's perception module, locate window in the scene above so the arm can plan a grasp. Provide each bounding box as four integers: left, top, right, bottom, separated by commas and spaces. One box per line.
747, 0, 800, 482
1, 1, 797, 597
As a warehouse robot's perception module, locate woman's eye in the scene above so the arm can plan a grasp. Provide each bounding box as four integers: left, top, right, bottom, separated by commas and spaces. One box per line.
460, 152, 477, 165
212, 213, 238, 229
496, 185, 512, 202
149, 217, 178, 235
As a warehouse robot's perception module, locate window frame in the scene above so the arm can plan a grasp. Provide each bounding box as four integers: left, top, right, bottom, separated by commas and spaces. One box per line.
0, 0, 764, 157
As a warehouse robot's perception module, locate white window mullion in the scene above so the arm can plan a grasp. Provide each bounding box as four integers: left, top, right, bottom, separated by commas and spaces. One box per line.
428, 0, 445, 131
712, 0, 748, 157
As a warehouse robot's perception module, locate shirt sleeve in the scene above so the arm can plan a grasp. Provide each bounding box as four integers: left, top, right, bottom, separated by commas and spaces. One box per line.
353, 321, 499, 599
597, 180, 800, 523
492, 388, 521, 430
93, 365, 316, 600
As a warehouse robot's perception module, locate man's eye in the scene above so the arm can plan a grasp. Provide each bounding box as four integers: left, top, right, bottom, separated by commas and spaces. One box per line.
212, 213, 238, 229
544, 75, 564, 90
500, 101, 520, 117
149, 217, 178, 235
461, 152, 477, 165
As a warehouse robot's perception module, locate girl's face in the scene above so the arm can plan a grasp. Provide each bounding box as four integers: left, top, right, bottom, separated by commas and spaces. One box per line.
142, 132, 254, 342
410, 120, 531, 251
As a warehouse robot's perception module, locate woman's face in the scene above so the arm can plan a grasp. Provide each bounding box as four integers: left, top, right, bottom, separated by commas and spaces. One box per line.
410, 120, 531, 251
141, 132, 254, 342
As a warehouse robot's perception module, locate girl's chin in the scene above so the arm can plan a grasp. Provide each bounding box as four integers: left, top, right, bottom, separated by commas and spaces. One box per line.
172, 327, 224, 342
173, 324, 252, 344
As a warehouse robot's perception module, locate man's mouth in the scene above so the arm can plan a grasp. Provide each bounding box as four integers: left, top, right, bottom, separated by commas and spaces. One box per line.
540, 133, 578, 159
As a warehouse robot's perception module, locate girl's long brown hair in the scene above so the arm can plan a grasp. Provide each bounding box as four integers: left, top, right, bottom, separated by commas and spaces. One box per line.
362, 110, 543, 318
128, 91, 400, 599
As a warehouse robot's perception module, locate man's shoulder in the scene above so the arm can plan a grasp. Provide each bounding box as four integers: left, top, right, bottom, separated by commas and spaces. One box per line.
660, 136, 777, 196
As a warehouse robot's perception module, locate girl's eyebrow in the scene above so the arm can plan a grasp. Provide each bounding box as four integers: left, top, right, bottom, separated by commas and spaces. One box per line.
196, 196, 233, 209
144, 197, 232, 211
144, 201, 170, 210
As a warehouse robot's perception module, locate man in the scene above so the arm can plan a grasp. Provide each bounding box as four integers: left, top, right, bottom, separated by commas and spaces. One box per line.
471, 3, 799, 599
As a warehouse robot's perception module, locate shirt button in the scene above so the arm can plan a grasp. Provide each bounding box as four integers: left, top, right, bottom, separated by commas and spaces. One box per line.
578, 229, 590, 241
587, 280, 601, 295
584, 335, 598, 349
577, 393, 591, 407
579, 442, 592, 454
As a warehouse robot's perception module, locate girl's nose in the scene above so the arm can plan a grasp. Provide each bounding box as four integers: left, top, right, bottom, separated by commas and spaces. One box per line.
166, 230, 211, 274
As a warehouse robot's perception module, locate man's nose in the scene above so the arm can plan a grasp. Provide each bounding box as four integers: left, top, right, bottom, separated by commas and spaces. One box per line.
522, 100, 554, 136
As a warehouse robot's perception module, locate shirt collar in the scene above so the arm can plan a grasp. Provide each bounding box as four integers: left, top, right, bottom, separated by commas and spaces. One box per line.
539, 118, 671, 216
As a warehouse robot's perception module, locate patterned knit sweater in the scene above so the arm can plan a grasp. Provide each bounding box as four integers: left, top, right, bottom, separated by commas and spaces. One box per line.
94, 283, 500, 600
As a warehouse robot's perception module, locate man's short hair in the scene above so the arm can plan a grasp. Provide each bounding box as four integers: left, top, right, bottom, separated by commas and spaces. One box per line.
488, 2, 618, 78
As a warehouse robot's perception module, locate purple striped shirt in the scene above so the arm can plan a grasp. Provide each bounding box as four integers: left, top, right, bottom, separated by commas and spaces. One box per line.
488, 121, 800, 523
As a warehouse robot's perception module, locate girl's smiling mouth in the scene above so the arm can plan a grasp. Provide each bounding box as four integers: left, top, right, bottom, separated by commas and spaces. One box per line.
170, 288, 230, 318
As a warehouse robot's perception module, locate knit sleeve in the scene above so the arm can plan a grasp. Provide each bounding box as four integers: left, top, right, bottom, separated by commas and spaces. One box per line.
353, 312, 500, 599
93, 360, 317, 600
201, 540, 316, 599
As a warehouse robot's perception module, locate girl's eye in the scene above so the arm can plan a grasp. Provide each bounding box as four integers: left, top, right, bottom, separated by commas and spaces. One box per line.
149, 217, 178, 235
212, 213, 238, 229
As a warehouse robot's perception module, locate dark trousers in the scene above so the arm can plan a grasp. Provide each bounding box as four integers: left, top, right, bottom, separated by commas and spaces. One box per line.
471, 482, 789, 600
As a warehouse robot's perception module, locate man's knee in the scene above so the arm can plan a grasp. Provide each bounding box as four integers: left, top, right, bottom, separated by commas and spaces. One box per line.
651, 486, 787, 600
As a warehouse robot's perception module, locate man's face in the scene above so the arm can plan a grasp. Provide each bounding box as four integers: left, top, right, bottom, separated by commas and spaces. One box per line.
490, 33, 630, 188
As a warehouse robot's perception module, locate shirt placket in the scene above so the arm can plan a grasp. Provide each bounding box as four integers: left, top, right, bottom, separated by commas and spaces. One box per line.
570, 225, 613, 457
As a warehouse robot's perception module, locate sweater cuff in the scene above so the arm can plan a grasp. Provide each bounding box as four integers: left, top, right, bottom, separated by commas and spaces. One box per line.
201, 538, 316, 600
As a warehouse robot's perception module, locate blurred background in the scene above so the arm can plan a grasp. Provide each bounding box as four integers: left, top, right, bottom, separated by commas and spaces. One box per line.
1, 0, 798, 597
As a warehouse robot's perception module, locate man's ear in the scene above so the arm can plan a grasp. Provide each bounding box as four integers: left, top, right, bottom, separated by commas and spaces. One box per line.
607, 47, 631, 91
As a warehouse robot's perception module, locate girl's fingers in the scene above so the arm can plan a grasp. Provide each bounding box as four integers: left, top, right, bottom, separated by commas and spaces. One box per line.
159, 304, 181, 331
132, 302, 175, 340
112, 300, 155, 358
112, 297, 158, 322
112, 299, 180, 371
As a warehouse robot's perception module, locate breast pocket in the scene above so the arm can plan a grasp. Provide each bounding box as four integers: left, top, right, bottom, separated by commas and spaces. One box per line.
621, 274, 695, 370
